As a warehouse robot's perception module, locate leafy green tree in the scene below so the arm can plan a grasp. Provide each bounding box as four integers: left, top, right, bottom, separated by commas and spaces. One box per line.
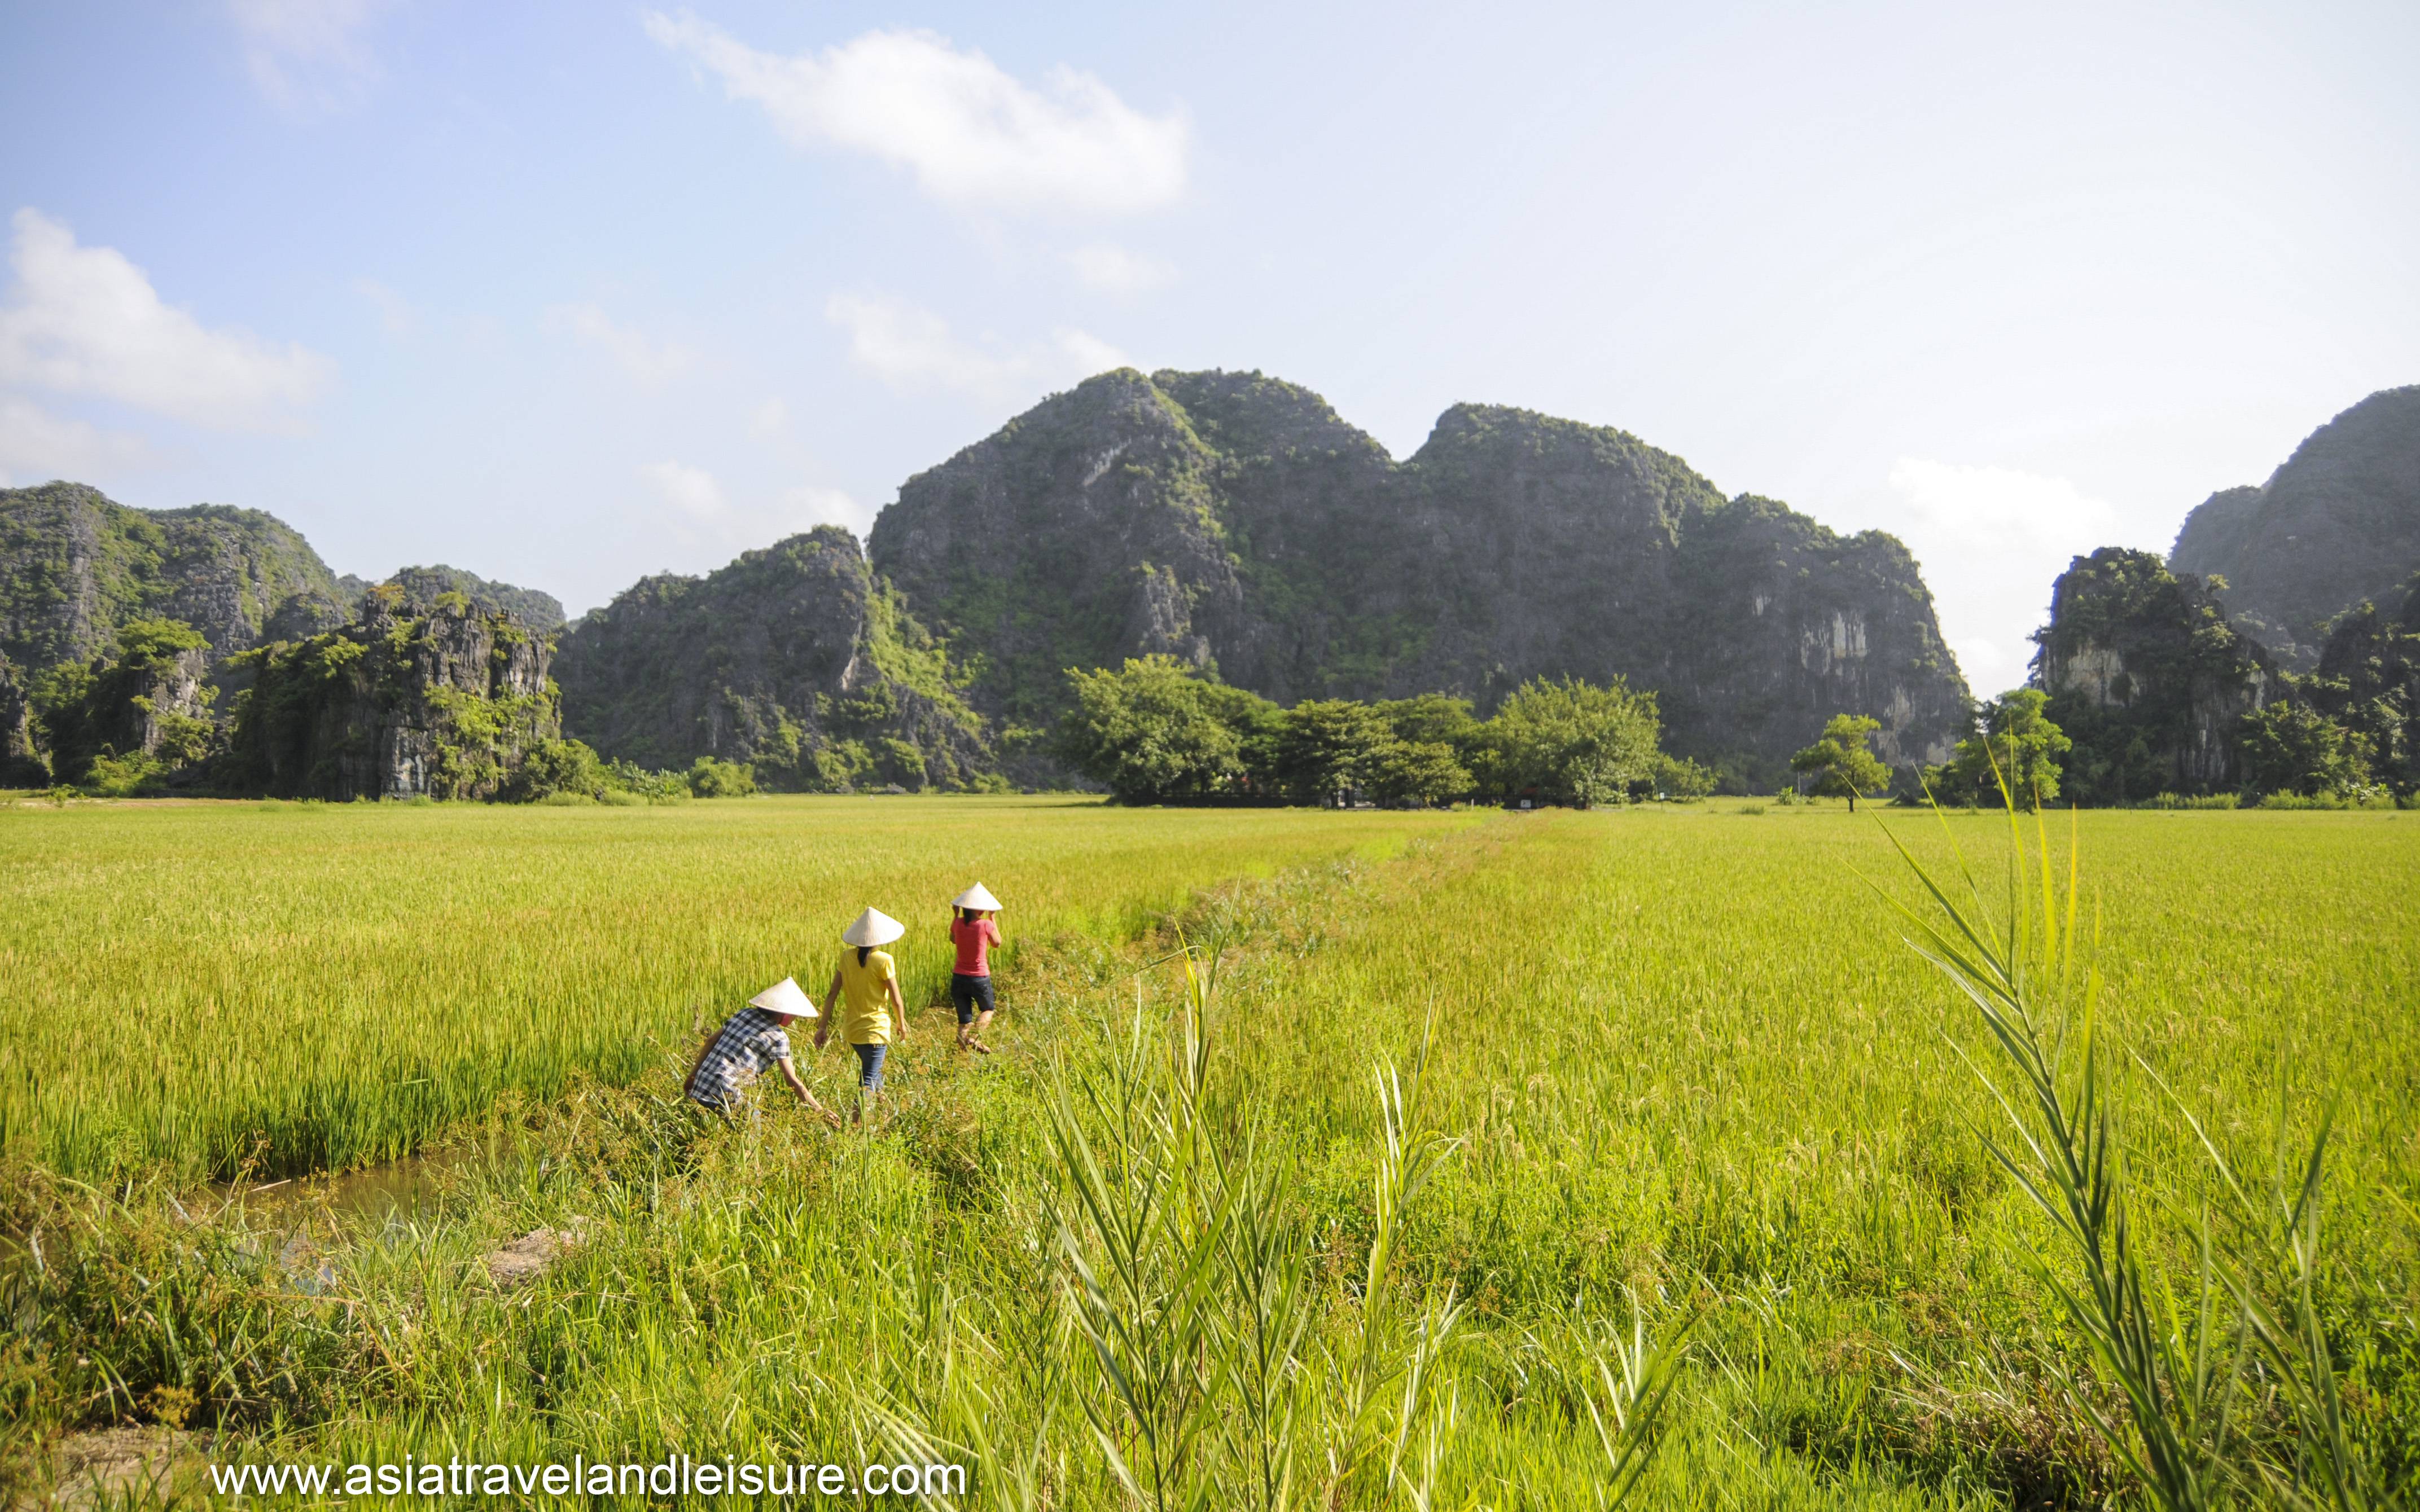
1198, 680, 1285, 795
1375, 693, 1483, 761
1058, 656, 1247, 803
1366, 738, 1472, 808
1928, 689, 2071, 811
1274, 698, 1395, 804
1481, 675, 1661, 807
2236, 702, 2371, 798
1788, 713, 1892, 811
686, 756, 758, 797
1651, 752, 1717, 801
508, 739, 609, 801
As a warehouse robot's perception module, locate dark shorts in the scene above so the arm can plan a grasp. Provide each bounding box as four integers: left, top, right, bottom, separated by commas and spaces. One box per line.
853, 1042, 889, 1092
950, 973, 996, 1025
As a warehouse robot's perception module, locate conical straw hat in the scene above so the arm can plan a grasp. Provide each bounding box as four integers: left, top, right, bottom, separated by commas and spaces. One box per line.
841, 907, 905, 947
952, 882, 1002, 911
748, 977, 817, 1018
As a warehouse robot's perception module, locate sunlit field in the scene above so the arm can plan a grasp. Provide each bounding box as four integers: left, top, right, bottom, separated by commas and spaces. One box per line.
0, 795, 1467, 1182
5, 797, 2417, 1507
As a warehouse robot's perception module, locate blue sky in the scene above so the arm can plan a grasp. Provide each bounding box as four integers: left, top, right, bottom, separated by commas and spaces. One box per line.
2, 1, 2414, 691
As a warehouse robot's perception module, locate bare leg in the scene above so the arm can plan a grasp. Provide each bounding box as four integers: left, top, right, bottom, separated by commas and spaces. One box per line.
970, 1010, 996, 1053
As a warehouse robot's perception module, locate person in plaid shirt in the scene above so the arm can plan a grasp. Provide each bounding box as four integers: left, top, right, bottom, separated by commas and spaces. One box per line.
684, 977, 835, 1123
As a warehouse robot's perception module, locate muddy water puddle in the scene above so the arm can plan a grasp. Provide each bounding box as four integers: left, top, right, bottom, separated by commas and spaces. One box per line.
1, 1140, 524, 1279
207, 1142, 502, 1224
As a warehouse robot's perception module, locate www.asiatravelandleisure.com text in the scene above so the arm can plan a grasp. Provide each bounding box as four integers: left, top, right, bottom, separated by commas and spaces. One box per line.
207, 1453, 967, 1498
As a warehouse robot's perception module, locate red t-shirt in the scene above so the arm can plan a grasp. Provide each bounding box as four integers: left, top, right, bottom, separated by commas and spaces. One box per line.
950, 916, 1001, 977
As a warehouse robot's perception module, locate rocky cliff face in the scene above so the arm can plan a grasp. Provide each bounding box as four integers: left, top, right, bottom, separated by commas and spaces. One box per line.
0, 483, 348, 673
2168, 386, 2420, 666
2033, 547, 2273, 801
229, 588, 559, 799
870, 368, 1969, 779
554, 526, 991, 790
0, 652, 43, 785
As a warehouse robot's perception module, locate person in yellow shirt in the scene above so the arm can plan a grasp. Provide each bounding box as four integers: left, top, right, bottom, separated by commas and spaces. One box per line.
817, 906, 909, 1124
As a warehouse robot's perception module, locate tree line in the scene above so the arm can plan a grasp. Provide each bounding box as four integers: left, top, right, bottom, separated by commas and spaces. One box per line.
1787, 682, 2418, 814
1053, 655, 1714, 807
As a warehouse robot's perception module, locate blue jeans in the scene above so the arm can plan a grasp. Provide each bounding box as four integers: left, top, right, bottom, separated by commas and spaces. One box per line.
853, 1043, 889, 1092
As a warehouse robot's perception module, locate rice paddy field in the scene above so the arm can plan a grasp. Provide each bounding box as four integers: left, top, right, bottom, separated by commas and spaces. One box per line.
3, 794, 2418, 1508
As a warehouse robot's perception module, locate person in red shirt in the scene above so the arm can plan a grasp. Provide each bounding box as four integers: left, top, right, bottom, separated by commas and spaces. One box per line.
948, 882, 1004, 1054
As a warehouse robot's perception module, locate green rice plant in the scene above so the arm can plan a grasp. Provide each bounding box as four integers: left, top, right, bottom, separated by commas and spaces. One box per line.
1878, 770, 2390, 1509
7, 794, 2414, 1507
0, 796, 1469, 1182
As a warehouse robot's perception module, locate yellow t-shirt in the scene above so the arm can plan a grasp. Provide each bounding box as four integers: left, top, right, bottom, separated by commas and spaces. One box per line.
838, 949, 899, 1045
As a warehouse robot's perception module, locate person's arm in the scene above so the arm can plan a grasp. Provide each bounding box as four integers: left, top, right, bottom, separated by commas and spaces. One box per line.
774, 1056, 821, 1109
682, 1030, 716, 1098
887, 972, 909, 1040
816, 970, 840, 1048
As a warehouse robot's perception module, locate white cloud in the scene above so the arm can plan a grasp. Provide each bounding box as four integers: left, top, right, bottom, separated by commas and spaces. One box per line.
0, 397, 152, 487
0, 209, 334, 432
641, 462, 871, 548
1070, 243, 1176, 295
779, 483, 873, 537
229, 0, 391, 111
748, 396, 789, 438
1875, 458, 2128, 695
548, 304, 698, 387
643, 14, 1187, 216
354, 276, 413, 336
826, 293, 1126, 403
641, 460, 728, 523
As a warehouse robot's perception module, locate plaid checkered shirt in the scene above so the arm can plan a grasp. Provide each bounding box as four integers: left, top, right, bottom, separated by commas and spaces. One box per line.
689, 1006, 793, 1108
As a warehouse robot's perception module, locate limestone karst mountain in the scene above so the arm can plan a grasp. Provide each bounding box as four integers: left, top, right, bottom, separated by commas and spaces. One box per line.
2, 373, 1979, 793
0, 482, 349, 675
0, 481, 567, 674
869, 368, 1970, 780
554, 526, 991, 792
2170, 385, 2420, 666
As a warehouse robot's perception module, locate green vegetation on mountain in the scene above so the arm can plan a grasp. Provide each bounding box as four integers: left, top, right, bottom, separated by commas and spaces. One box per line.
376, 565, 566, 631
2304, 574, 2420, 792
225, 587, 560, 801
2031, 548, 2274, 803
872, 368, 1969, 787
29, 616, 217, 793
2027, 548, 2419, 805
2168, 385, 2420, 664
